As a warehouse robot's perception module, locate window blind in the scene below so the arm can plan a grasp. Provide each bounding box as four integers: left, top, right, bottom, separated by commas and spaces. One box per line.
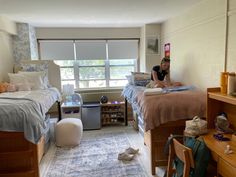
39, 40, 75, 60
75, 40, 106, 60
108, 40, 138, 59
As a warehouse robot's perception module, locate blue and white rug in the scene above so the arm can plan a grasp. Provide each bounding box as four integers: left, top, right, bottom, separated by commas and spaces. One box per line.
42, 130, 148, 177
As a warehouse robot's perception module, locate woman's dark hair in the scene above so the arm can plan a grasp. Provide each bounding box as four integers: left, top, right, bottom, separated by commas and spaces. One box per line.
161, 57, 170, 64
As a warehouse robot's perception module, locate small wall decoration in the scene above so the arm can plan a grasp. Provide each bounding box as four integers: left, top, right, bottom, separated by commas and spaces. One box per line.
146, 36, 159, 54
164, 43, 170, 58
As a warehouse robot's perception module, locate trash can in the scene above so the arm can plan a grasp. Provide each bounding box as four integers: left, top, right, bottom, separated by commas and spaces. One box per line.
81, 102, 101, 130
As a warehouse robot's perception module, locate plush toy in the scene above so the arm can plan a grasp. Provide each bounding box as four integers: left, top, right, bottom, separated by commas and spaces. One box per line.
0, 82, 8, 93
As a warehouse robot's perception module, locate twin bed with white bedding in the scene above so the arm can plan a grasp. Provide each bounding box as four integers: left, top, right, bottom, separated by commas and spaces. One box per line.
0, 60, 61, 177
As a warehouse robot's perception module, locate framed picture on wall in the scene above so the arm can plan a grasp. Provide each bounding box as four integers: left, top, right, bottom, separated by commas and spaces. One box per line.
146, 36, 159, 54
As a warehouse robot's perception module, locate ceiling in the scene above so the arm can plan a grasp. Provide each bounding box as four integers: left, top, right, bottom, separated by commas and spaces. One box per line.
0, 0, 201, 27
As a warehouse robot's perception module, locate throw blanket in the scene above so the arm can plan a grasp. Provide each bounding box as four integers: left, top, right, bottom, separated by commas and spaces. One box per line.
122, 85, 206, 131
0, 88, 61, 144
0, 97, 45, 144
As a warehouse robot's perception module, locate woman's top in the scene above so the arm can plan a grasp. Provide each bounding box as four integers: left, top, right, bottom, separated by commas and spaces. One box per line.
151, 65, 168, 81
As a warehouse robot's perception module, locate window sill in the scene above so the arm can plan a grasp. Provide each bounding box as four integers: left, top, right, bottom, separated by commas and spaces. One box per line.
75, 87, 124, 93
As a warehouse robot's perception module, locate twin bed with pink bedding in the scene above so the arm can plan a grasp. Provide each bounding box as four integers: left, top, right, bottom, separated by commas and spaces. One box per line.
122, 85, 206, 175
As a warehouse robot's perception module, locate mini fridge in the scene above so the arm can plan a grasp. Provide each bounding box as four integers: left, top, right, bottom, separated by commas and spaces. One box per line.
81, 102, 101, 130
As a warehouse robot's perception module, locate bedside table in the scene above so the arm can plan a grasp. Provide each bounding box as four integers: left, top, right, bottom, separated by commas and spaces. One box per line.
61, 101, 81, 119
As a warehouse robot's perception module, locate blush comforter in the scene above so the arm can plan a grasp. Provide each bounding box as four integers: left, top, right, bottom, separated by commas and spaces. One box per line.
122, 85, 206, 131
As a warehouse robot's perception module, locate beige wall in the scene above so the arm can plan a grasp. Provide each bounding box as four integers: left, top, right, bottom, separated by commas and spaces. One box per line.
0, 17, 16, 82
161, 0, 227, 90
0, 32, 14, 82
145, 24, 161, 72
227, 0, 236, 72
36, 27, 140, 39
139, 24, 161, 72
0, 16, 17, 35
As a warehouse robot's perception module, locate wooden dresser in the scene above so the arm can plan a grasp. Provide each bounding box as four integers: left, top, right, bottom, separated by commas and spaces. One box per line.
204, 87, 236, 177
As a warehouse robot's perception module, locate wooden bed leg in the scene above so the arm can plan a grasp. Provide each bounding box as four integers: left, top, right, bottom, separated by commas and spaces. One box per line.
150, 130, 156, 175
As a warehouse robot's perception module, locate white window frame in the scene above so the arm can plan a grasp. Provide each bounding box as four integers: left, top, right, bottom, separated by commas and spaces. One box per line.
38, 39, 139, 89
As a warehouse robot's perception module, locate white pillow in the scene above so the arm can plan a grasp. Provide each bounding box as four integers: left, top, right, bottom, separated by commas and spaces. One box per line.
8, 73, 29, 85
8, 73, 32, 91
19, 71, 47, 90
16, 83, 32, 91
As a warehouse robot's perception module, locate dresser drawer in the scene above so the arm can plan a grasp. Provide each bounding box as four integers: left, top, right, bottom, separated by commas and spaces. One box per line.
218, 158, 236, 177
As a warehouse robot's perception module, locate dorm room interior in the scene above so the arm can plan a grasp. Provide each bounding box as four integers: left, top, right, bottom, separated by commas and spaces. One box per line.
1, 0, 236, 177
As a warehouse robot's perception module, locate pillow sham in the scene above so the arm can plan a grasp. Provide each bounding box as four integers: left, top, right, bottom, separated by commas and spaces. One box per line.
19, 71, 47, 90
8, 73, 31, 91
131, 72, 151, 86
131, 72, 151, 81
20, 63, 50, 88
126, 75, 133, 85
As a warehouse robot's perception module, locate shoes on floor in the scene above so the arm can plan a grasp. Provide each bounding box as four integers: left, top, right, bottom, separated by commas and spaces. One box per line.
118, 152, 135, 161
118, 147, 139, 161
125, 147, 139, 154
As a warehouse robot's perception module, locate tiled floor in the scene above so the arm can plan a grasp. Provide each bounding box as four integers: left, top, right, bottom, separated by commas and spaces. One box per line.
40, 124, 166, 177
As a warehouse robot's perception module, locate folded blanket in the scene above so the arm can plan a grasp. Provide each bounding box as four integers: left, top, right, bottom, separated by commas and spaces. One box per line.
144, 88, 163, 96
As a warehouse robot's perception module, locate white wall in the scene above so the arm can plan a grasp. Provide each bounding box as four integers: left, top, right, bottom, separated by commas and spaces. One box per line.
161, 0, 227, 90
0, 17, 16, 82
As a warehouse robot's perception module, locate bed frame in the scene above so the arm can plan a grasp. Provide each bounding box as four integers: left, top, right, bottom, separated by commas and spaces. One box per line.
125, 99, 186, 175
0, 60, 61, 177
144, 119, 186, 175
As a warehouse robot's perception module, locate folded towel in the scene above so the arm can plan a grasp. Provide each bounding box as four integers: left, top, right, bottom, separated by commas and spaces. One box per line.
144, 88, 163, 96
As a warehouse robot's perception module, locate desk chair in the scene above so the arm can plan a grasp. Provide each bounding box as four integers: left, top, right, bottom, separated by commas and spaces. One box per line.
167, 138, 195, 177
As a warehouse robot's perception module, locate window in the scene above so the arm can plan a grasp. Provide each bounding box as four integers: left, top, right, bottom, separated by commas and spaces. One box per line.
39, 39, 138, 88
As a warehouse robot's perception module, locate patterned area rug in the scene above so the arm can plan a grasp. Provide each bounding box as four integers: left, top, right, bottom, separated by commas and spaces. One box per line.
43, 131, 149, 177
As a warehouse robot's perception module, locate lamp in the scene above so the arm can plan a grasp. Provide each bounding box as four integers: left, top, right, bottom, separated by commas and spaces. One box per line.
62, 84, 74, 104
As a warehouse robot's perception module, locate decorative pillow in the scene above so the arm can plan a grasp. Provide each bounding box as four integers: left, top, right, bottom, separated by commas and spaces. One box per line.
19, 72, 46, 90
131, 72, 151, 87
20, 63, 50, 88
126, 75, 133, 85
19, 71, 48, 89
0, 83, 8, 93
8, 73, 29, 86
131, 72, 151, 81
20, 63, 49, 72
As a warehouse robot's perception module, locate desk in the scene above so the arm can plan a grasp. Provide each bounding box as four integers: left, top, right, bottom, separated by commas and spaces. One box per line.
203, 130, 236, 177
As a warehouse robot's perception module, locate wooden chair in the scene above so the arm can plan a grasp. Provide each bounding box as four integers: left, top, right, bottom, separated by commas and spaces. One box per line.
167, 138, 195, 177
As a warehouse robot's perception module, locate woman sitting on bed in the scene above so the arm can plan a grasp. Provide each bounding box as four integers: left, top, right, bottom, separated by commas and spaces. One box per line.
151, 57, 182, 88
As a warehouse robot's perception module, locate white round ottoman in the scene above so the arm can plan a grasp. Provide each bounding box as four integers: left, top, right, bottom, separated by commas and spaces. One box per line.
56, 118, 83, 147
